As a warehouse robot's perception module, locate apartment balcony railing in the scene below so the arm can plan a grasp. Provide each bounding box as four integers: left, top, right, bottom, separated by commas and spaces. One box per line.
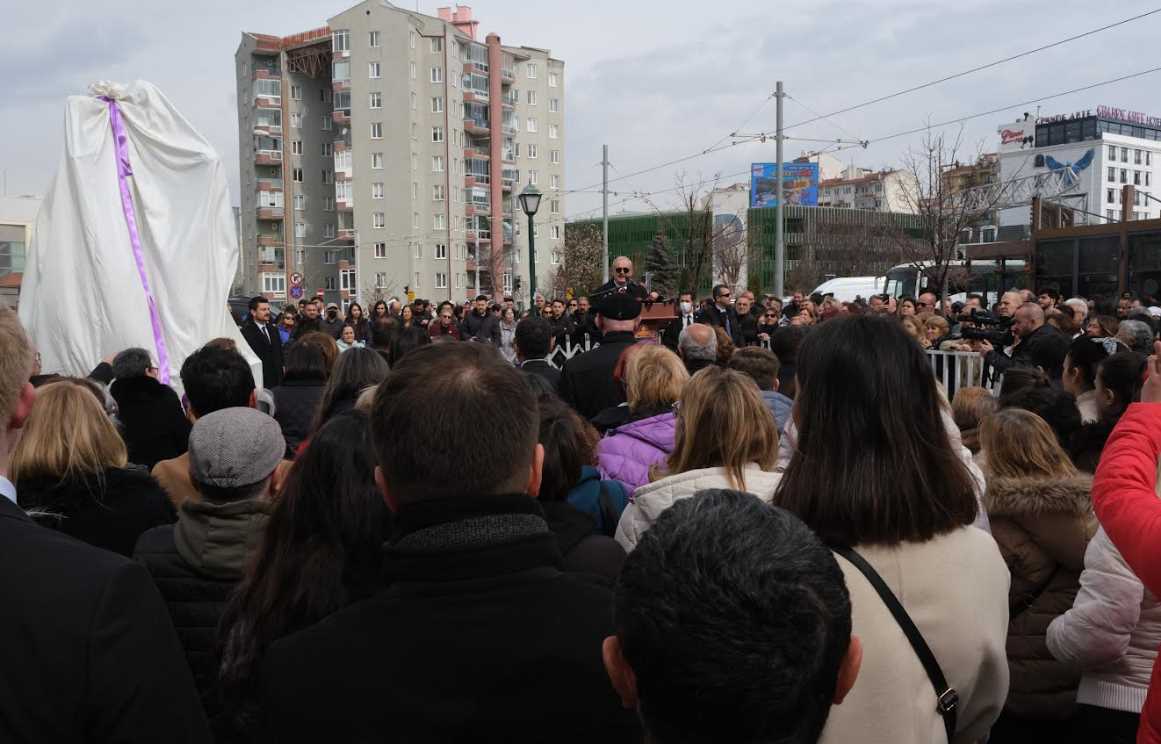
501, 120, 518, 137
464, 117, 490, 136
332, 109, 351, 126
501, 67, 515, 83
256, 234, 282, 247
257, 178, 284, 191
258, 247, 284, 265
254, 95, 281, 109
464, 147, 489, 160
464, 89, 489, 104
257, 206, 284, 220
255, 149, 282, 166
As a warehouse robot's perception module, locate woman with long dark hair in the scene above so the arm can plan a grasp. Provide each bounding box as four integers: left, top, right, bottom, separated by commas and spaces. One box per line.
346, 302, 370, 343
1063, 335, 1123, 423
1070, 350, 1145, 472
271, 336, 333, 457
218, 410, 389, 741
370, 299, 389, 324
773, 315, 1009, 744
311, 347, 389, 434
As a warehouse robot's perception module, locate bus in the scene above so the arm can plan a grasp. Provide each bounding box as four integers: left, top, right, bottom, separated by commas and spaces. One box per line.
882, 259, 1029, 305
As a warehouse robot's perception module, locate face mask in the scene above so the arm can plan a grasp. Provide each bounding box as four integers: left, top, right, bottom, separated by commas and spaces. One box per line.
680, 301, 692, 314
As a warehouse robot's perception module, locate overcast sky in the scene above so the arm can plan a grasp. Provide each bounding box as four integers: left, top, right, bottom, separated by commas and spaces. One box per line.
3, 0, 1160, 219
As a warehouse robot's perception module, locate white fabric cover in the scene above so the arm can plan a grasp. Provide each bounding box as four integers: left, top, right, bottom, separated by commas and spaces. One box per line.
20, 80, 259, 392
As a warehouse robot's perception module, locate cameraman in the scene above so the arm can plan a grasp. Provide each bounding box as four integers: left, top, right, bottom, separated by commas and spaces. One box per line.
978, 302, 1070, 380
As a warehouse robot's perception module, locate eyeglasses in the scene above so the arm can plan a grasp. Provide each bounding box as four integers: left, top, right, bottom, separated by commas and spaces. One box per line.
614, 267, 631, 274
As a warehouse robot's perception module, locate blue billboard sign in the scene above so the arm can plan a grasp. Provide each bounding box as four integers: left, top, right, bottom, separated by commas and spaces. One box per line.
750, 162, 819, 208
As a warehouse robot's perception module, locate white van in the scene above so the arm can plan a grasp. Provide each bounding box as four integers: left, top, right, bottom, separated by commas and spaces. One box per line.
811, 276, 885, 303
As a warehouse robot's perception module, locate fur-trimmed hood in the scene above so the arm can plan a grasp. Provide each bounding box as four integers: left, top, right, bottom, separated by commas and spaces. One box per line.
985, 473, 1093, 518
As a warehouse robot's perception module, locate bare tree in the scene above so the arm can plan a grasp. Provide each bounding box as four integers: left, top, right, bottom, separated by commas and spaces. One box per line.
788, 218, 905, 292
891, 127, 1010, 300
711, 211, 747, 291
554, 222, 604, 298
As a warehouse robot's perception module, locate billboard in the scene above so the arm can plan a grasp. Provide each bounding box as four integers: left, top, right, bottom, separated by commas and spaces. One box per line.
750, 163, 819, 208
998, 119, 1036, 152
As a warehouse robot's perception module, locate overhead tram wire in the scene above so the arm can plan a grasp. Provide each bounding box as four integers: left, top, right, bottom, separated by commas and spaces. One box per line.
562, 10, 1159, 197
782, 7, 1161, 131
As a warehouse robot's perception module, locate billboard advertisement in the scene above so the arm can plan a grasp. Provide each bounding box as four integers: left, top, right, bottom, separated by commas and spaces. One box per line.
997, 119, 1036, 152
750, 162, 819, 208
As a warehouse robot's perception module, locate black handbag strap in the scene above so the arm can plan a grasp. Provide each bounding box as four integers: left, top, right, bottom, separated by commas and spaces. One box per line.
833, 546, 959, 743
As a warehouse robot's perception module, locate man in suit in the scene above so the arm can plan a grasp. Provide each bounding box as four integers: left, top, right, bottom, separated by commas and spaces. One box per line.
516, 317, 560, 391
695, 284, 744, 346
595, 255, 647, 300
241, 295, 283, 389
560, 291, 641, 419
663, 290, 698, 351
0, 307, 211, 744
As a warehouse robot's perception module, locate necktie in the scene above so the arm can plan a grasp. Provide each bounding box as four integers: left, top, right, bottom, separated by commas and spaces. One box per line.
262, 325, 271, 345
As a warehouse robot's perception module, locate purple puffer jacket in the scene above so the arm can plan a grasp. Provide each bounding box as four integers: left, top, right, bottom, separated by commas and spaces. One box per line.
597, 412, 677, 496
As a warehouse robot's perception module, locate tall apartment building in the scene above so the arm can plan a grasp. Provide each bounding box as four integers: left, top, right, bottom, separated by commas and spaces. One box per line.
235, 3, 565, 308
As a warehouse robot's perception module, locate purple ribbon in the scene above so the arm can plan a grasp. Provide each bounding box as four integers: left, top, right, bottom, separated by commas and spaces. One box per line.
101, 96, 170, 384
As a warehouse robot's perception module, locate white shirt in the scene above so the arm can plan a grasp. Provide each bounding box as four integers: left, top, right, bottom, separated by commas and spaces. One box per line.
0, 475, 16, 505
255, 322, 272, 344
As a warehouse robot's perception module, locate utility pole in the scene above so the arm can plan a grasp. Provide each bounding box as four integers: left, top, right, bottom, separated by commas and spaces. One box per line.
602, 144, 610, 283
774, 80, 785, 299
474, 230, 480, 299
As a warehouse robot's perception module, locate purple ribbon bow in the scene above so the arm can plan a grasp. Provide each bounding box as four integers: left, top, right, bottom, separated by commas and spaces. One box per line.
101, 96, 170, 384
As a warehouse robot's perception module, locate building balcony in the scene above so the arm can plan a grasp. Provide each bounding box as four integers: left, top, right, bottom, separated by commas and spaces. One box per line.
464, 147, 489, 160
257, 177, 284, 192
257, 206, 284, 220
501, 122, 518, 137
466, 229, 491, 242
332, 79, 350, 93
501, 67, 515, 83
258, 247, 284, 265
338, 227, 356, 240
332, 109, 350, 126
254, 96, 281, 109
464, 89, 489, 104
257, 234, 282, 247
463, 61, 488, 76
255, 150, 282, 166
337, 199, 354, 212
464, 118, 490, 137
253, 66, 281, 80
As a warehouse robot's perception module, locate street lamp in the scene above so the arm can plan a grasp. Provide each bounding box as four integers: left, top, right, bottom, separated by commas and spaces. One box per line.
518, 183, 542, 304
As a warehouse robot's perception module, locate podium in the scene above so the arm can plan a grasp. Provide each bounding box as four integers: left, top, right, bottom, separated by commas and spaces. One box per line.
636, 300, 678, 340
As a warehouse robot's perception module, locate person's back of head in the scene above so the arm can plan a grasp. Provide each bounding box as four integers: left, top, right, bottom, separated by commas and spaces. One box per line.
370, 319, 396, 352
727, 347, 781, 392
371, 342, 538, 504
1095, 350, 1146, 422
515, 317, 552, 360
771, 324, 808, 363
981, 408, 1078, 480
998, 366, 1051, 398
537, 394, 599, 502
712, 326, 735, 365
664, 366, 777, 490
313, 347, 389, 431
1116, 318, 1154, 354
605, 489, 859, 744
189, 407, 285, 502
998, 385, 1081, 452
677, 323, 716, 363
11, 379, 128, 484
389, 326, 430, 366
283, 338, 331, 383
181, 345, 256, 418
774, 315, 978, 546
625, 345, 687, 412
951, 386, 997, 434
111, 347, 153, 379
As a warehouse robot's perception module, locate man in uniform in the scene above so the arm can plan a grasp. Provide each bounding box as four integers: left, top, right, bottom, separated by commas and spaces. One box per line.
560, 291, 641, 419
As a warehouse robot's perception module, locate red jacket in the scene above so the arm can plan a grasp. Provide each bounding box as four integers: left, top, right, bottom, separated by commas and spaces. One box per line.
1092, 403, 1161, 744
428, 321, 461, 340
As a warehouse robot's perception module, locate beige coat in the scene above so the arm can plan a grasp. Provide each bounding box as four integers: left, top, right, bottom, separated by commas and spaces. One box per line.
820, 527, 1011, 744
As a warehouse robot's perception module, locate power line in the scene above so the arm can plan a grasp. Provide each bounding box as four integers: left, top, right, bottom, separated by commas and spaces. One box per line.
783, 7, 1161, 130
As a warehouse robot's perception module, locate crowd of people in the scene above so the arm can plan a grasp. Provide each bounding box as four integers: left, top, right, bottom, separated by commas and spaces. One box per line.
8, 253, 1161, 743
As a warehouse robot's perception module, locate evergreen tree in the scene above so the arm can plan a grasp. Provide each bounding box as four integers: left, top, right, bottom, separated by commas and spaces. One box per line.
644, 232, 678, 299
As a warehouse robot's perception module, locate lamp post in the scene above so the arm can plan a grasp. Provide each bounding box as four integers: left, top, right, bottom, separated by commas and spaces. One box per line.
518, 183, 542, 305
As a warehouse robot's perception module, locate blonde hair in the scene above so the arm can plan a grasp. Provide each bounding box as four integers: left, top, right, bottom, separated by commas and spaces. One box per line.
900, 316, 925, 342
0, 307, 33, 421
925, 315, 950, 334
625, 345, 688, 412
951, 386, 997, 432
11, 380, 128, 482
659, 366, 778, 489
980, 407, 1077, 479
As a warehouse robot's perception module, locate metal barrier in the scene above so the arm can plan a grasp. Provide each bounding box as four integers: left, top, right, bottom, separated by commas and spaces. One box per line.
925, 350, 1003, 397
547, 336, 597, 369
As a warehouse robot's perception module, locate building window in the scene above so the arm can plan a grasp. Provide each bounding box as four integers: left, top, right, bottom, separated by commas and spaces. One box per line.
550, 174, 560, 190
549, 98, 559, 113
412, 182, 419, 199
369, 30, 381, 47
340, 268, 356, 291
431, 97, 444, 114
292, 140, 302, 155
324, 276, 337, 291
550, 199, 560, 214
434, 214, 446, 230
374, 242, 387, 258
527, 118, 537, 133
502, 272, 512, 292
324, 249, 339, 264
320, 88, 331, 103
321, 114, 332, 131
290, 112, 301, 129
432, 155, 445, 172
1109, 166, 1116, 182
414, 272, 421, 289
414, 242, 422, 258
526, 63, 537, 79
332, 30, 350, 52
294, 193, 305, 210
291, 84, 302, 100
292, 167, 303, 182
413, 212, 420, 229
324, 196, 335, 211
1122, 147, 1129, 161
371, 152, 383, 169
295, 221, 305, 237
1148, 172, 1153, 187
370, 122, 383, 140
410, 30, 417, 48
431, 37, 443, 53
1108, 188, 1116, 204
548, 72, 558, 87
455, 273, 462, 289
433, 184, 445, 201
550, 149, 560, 164
549, 124, 559, 140
372, 182, 384, 199
435, 243, 448, 259
322, 169, 333, 184
321, 143, 333, 157
1109, 145, 1116, 161
430, 66, 443, 83
376, 271, 388, 287
435, 272, 448, 289
551, 251, 560, 265
528, 169, 538, 185
369, 62, 381, 79
261, 273, 286, 295
1122, 169, 1128, 184
1136, 171, 1142, 186
551, 225, 561, 240
372, 212, 385, 229
1148, 152, 1153, 166
432, 126, 444, 143
527, 144, 538, 159
526, 90, 537, 106
369, 92, 382, 109
1136, 149, 1143, 165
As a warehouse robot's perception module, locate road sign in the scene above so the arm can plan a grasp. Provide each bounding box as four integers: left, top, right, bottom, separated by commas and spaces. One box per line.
289, 272, 303, 286
289, 285, 303, 299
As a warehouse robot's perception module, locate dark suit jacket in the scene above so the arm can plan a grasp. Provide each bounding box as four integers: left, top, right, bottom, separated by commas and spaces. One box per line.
0, 493, 210, 744
695, 303, 744, 346
241, 320, 284, 389
520, 359, 561, 392
559, 331, 637, 419
110, 376, 192, 470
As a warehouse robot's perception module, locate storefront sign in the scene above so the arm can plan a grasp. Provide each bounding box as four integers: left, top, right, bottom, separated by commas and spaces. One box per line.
1097, 105, 1161, 128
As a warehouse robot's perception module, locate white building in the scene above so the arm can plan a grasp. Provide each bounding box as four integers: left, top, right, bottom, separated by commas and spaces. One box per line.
817, 168, 918, 213
996, 107, 1161, 227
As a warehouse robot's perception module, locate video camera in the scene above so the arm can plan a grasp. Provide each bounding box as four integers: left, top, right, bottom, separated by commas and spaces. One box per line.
958, 310, 1014, 346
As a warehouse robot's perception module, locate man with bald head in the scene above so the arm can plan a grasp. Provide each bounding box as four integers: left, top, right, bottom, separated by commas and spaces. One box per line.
980, 301, 1070, 379
678, 323, 718, 376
